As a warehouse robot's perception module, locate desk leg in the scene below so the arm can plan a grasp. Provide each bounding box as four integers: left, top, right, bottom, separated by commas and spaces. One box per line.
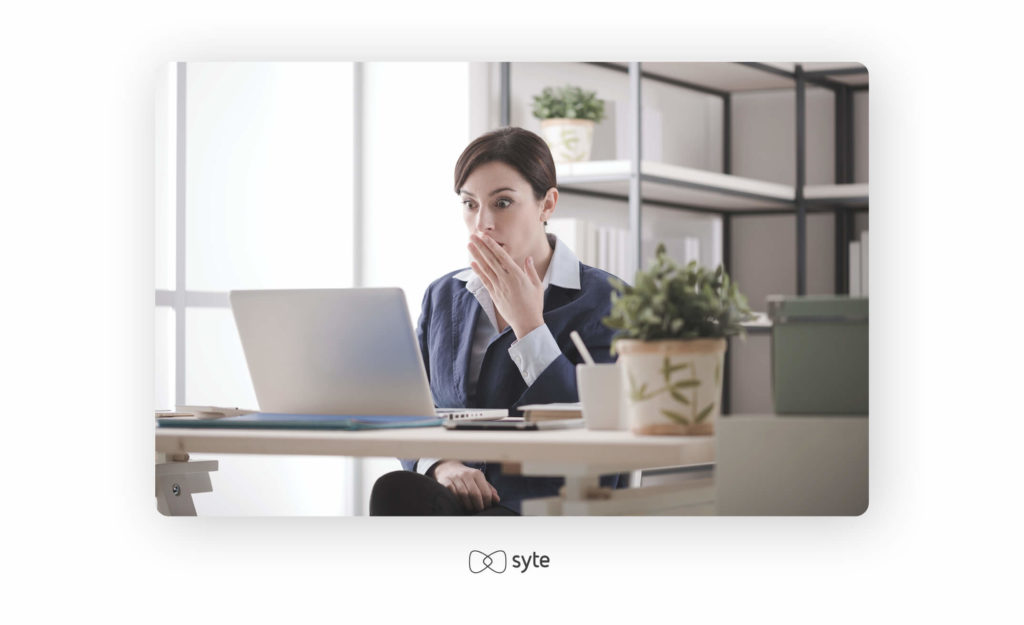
155, 454, 218, 516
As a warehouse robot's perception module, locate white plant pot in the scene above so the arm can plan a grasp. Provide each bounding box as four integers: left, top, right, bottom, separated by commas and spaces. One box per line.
540, 118, 595, 163
616, 338, 727, 436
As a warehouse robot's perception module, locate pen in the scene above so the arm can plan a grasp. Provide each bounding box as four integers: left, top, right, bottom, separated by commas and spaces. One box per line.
569, 330, 595, 365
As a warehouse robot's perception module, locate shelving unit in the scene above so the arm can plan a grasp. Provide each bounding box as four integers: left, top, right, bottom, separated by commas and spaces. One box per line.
499, 61, 869, 413
500, 61, 868, 284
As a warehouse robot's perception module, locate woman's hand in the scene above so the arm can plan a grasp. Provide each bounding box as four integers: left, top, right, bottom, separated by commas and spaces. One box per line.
431, 460, 500, 513
468, 232, 545, 340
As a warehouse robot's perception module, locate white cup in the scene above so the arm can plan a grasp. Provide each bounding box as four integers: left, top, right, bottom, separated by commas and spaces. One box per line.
576, 363, 625, 430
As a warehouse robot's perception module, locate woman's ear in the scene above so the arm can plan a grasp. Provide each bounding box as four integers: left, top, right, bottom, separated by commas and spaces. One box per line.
540, 187, 558, 222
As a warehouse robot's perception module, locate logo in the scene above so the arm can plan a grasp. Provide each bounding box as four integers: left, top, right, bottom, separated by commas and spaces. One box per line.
468, 550, 551, 574
469, 549, 507, 573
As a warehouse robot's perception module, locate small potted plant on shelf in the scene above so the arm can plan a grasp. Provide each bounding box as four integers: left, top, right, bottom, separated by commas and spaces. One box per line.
602, 244, 754, 436
531, 84, 606, 163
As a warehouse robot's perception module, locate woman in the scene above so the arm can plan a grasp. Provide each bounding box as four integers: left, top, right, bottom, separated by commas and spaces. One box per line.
369, 127, 623, 515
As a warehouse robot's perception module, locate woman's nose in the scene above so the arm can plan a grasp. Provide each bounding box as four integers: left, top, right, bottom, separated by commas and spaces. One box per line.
475, 208, 495, 232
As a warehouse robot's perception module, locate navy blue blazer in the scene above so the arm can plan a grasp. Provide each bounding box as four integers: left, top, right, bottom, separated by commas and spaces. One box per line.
399, 262, 623, 512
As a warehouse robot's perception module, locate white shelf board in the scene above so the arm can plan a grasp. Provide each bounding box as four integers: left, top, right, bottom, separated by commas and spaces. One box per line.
557, 160, 794, 211
804, 182, 869, 207
557, 160, 868, 212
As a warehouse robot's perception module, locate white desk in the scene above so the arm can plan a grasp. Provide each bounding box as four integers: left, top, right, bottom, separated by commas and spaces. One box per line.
155, 414, 867, 516
155, 425, 716, 516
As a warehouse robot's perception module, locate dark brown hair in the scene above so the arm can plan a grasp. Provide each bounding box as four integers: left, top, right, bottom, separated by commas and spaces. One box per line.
453, 127, 557, 200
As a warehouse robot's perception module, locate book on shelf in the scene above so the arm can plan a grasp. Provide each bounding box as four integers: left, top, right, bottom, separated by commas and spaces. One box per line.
610, 228, 619, 278
684, 236, 700, 266
547, 218, 633, 278
860, 230, 869, 296
849, 240, 862, 296
518, 402, 583, 422
546, 218, 595, 266
616, 228, 628, 279
597, 227, 610, 273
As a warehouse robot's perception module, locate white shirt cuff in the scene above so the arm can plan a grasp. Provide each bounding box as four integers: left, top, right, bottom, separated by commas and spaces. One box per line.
417, 458, 442, 477
508, 324, 562, 386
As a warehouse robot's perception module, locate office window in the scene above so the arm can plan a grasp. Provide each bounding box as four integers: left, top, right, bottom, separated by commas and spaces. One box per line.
155, 62, 355, 411
156, 62, 356, 516
186, 62, 354, 292
185, 308, 258, 408
154, 307, 174, 414
156, 61, 473, 515
357, 61, 473, 510
361, 62, 472, 323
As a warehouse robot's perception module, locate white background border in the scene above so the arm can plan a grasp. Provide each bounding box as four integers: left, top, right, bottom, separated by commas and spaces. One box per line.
2, 1, 1021, 621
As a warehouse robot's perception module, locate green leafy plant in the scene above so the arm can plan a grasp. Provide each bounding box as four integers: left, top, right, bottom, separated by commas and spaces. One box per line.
531, 85, 606, 122
602, 243, 754, 353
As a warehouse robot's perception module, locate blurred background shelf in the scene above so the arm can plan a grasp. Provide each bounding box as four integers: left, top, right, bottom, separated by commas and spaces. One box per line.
557, 159, 868, 212
500, 60, 869, 415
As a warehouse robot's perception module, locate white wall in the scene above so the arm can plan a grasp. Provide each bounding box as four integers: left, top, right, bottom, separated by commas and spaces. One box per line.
731, 87, 836, 185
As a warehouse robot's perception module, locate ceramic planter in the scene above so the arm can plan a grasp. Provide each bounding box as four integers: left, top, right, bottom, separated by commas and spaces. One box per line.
540, 118, 595, 162
615, 338, 727, 436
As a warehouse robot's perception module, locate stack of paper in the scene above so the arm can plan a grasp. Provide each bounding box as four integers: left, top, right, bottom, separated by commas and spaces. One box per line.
849, 230, 869, 296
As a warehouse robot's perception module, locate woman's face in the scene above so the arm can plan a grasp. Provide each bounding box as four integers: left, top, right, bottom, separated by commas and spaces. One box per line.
459, 161, 553, 265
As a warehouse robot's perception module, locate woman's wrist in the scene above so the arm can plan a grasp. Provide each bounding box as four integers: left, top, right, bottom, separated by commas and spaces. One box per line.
511, 316, 545, 341
430, 459, 459, 479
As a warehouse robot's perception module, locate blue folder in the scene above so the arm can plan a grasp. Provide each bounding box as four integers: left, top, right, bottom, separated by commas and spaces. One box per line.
157, 413, 444, 430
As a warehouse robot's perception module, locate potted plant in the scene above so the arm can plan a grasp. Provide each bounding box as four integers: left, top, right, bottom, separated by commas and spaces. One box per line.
531, 85, 606, 163
602, 244, 754, 435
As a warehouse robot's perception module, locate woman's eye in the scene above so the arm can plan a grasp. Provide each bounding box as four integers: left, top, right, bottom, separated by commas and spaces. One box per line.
462, 199, 475, 209
495, 198, 512, 209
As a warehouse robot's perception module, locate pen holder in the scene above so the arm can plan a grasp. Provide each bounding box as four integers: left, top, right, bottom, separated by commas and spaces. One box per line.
576, 363, 626, 430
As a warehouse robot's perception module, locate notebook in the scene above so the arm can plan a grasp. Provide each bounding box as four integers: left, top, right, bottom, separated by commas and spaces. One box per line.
158, 413, 444, 430
518, 402, 583, 422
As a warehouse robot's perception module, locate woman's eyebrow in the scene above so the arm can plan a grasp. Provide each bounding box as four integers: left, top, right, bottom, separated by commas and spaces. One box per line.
460, 187, 517, 198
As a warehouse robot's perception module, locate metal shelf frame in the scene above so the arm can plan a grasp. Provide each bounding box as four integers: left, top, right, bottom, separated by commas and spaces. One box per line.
498, 61, 869, 413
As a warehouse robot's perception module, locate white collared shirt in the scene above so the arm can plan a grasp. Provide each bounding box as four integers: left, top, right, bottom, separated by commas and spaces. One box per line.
417, 233, 581, 476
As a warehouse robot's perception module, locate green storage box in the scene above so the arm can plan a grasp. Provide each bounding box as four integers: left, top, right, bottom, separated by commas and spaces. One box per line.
766, 295, 868, 415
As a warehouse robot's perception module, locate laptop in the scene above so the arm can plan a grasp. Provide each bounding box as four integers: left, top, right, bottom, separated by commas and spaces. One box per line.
229, 288, 507, 421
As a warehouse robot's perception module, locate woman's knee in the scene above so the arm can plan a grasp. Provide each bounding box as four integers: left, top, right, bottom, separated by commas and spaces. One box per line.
369, 470, 461, 516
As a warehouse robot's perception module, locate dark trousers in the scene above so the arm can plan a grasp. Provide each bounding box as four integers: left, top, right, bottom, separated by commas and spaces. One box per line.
369, 470, 519, 516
